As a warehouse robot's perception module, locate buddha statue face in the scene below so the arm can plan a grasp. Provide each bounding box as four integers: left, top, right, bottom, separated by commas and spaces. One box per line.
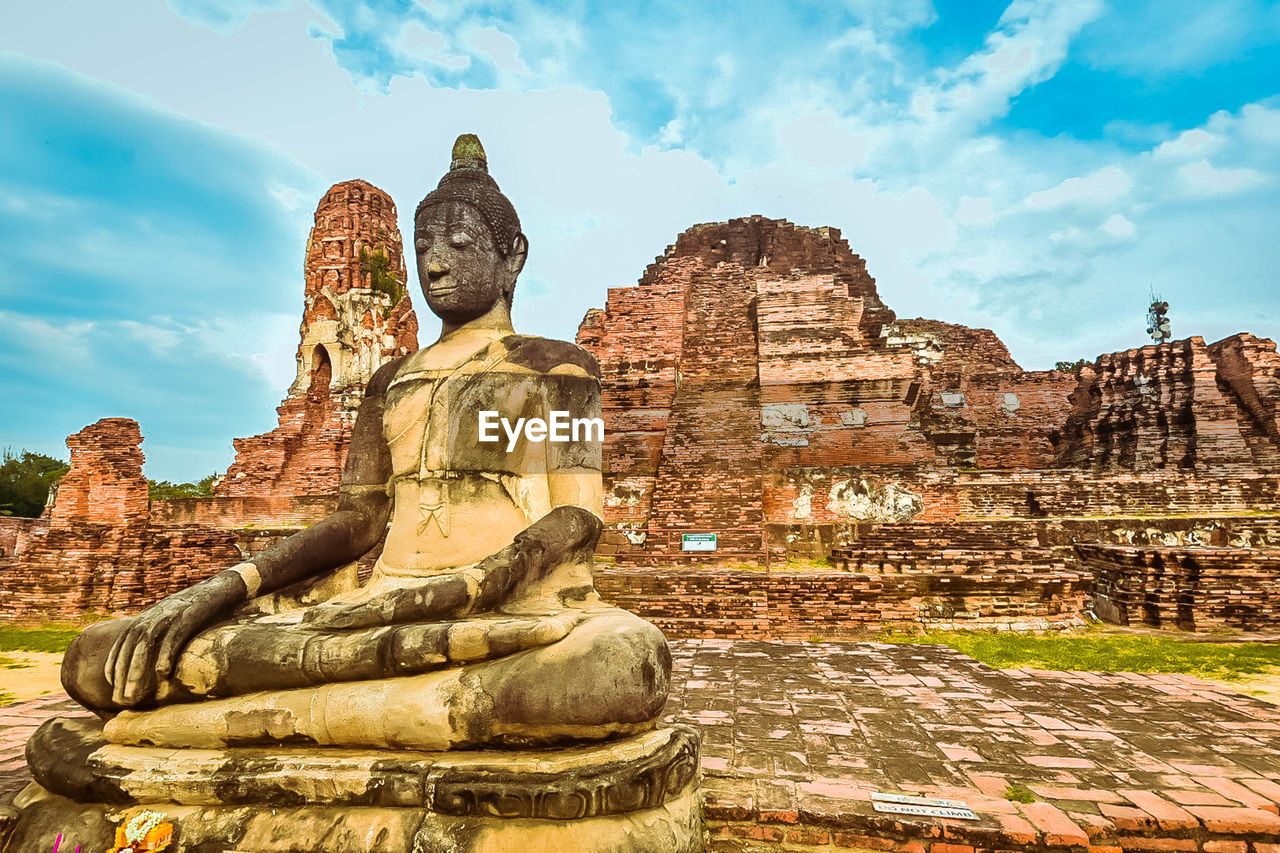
415, 201, 526, 325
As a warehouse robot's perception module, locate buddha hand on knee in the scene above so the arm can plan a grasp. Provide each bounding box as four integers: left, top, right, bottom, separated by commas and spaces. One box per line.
103, 570, 249, 707
302, 505, 603, 631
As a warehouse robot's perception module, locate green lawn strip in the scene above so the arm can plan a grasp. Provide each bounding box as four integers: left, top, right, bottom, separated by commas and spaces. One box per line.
0, 626, 81, 654
879, 629, 1280, 681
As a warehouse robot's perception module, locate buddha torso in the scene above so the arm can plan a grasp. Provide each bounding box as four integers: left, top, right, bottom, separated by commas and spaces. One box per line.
375, 328, 601, 581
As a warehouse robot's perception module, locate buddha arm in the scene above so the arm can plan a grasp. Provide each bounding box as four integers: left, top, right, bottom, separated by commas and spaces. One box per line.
102, 359, 400, 706
228, 359, 397, 598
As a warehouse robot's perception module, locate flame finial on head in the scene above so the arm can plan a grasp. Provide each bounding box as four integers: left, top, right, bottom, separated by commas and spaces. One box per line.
450, 133, 487, 171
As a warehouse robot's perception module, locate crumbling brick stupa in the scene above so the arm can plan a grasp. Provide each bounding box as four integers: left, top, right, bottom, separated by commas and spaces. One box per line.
579, 216, 1280, 637
215, 179, 418, 500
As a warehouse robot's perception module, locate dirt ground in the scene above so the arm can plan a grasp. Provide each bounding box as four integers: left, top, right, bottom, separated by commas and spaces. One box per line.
0, 653, 64, 703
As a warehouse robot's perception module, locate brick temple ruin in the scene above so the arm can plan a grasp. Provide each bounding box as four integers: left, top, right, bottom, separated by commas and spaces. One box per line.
578, 216, 1280, 636
1, 209, 1277, 636
0, 419, 240, 620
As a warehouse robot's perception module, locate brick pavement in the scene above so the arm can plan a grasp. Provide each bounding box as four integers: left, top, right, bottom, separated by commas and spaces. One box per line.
0, 693, 85, 802
667, 640, 1280, 851
3, 643, 1280, 852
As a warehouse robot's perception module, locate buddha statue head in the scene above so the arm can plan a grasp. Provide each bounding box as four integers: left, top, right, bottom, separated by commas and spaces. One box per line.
414, 134, 529, 326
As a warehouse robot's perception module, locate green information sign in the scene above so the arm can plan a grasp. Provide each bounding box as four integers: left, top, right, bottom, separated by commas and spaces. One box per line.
681, 533, 718, 552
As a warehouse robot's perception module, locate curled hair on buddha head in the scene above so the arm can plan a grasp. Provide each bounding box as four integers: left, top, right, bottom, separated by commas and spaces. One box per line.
415, 134, 525, 258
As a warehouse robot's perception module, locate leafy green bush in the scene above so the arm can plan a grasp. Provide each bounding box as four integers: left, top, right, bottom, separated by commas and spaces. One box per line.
360, 246, 406, 313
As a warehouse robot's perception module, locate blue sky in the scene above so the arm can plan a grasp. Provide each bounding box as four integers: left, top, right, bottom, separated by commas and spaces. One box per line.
2, 0, 1278, 481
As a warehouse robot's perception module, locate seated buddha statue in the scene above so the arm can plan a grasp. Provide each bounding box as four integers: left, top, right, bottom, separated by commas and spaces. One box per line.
59, 134, 671, 752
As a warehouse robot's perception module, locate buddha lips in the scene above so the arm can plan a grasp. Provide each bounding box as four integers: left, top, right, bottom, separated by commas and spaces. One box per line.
478, 410, 604, 452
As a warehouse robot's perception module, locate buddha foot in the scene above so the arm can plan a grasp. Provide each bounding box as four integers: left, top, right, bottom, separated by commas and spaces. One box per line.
4, 717, 703, 852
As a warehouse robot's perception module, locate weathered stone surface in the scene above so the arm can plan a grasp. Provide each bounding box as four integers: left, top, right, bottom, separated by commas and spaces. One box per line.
577, 216, 1280, 634
577, 217, 1086, 566
49, 418, 148, 527
5, 785, 702, 853
28, 717, 698, 814
217, 179, 419, 499
9, 643, 1280, 853
1057, 334, 1280, 470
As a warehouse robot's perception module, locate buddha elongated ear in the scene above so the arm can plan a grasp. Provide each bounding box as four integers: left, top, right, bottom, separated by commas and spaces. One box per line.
506, 233, 527, 268
507, 232, 528, 276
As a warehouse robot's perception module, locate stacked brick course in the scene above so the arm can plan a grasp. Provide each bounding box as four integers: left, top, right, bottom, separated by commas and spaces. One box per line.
1057, 335, 1280, 470
1079, 543, 1280, 631
48, 419, 149, 526
217, 180, 418, 498
0, 518, 44, 558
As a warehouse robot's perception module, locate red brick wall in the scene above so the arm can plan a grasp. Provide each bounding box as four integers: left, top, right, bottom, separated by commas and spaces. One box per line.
1057, 334, 1280, 470
0, 525, 242, 622
0, 518, 45, 559
595, 566, 1089, 638
149, 495, 336, 528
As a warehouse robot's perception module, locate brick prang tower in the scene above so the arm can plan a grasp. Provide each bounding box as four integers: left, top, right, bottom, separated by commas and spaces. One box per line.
216, 180, 419, 498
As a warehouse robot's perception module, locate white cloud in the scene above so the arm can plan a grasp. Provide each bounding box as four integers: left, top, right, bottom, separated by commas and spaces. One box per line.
1152, 128, 1224, 161
1025, 166, 1133, 210
467, 27, 530, 77
1178, 160, 1272, 195
0, 0, 1276, 387
1102, 213, 1136, 239
955, 196, 996, 226
118, 319, 183, 354
8, 314, 95, 365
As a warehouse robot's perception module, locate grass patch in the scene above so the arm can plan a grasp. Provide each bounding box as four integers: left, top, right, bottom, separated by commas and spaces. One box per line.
1003, 784, 1036, 803
786, 556, 833, 570
878, 628, 1280, 681
0, 626, 81, 654
0, 654, 32, 670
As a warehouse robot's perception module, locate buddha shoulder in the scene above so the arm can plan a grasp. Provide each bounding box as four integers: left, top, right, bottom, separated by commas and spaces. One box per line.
500, 335, 601, 380
364, 355, 410, 399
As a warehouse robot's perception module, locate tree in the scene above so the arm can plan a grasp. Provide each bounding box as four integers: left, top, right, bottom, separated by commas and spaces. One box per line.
147, 473, 218, 501
1054, 359, 1087, 374
0, 448, 69, 518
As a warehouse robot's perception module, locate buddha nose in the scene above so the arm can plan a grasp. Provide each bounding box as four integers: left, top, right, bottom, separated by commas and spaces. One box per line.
427, 259, 450, 279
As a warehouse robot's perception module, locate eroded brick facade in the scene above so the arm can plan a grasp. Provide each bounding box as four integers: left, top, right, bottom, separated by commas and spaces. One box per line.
217, 180, 419, 497
48, 419, 148, 527
578, 216, 1091, 562
1057, 334, 1280, 470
